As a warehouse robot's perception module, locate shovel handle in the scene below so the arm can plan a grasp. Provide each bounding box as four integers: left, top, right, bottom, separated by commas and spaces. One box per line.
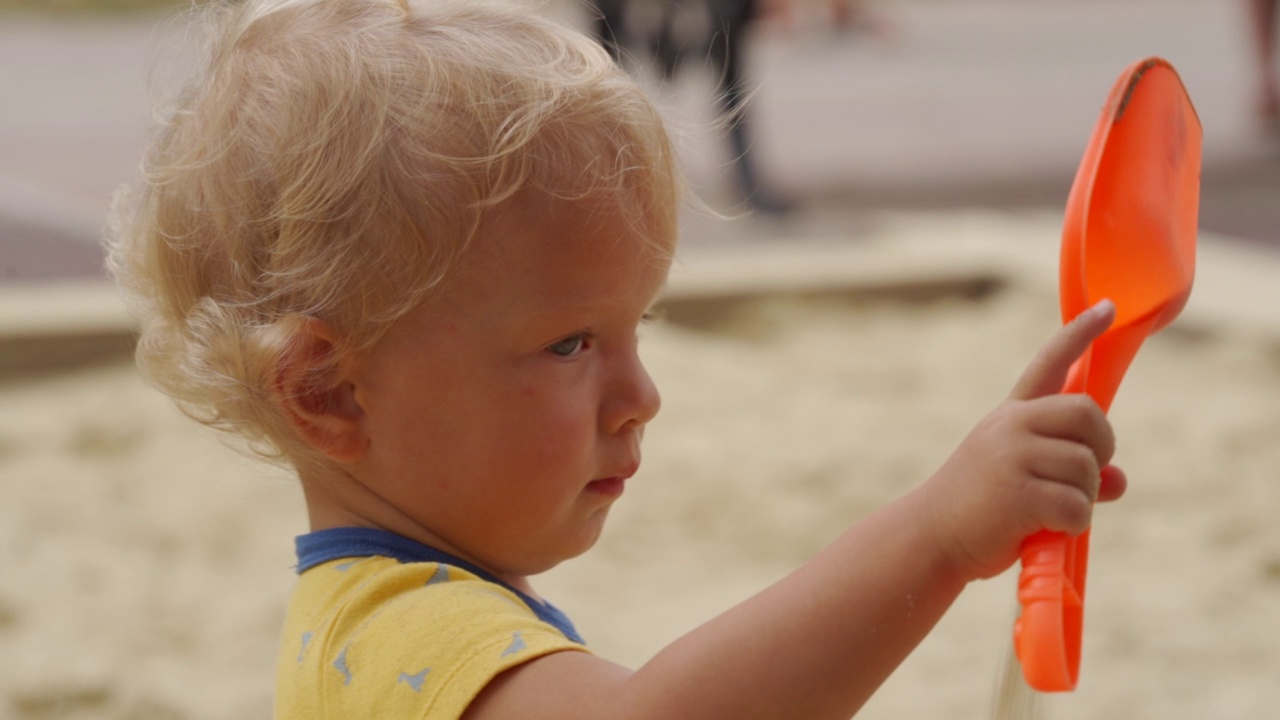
1014, 527, 1090, 691
1012, 355, 1093, 692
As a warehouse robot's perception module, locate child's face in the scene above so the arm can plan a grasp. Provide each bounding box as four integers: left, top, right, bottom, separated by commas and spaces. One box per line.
349, 198, 670, 583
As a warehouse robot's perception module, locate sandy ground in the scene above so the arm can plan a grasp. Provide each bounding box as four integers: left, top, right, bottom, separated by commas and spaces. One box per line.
3, 227, 1280, 719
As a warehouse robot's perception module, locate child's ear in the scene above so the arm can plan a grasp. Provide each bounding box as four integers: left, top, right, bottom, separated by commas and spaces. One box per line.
272, 318, 367, 464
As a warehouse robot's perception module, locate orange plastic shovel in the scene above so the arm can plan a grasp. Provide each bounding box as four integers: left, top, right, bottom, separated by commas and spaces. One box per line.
1013, 57, 1201, 692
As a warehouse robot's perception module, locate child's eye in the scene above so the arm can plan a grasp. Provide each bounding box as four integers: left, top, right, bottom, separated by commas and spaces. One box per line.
547, 334, 588, 357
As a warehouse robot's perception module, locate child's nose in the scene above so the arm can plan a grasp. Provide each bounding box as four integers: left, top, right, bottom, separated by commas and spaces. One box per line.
603, 352, 661, 433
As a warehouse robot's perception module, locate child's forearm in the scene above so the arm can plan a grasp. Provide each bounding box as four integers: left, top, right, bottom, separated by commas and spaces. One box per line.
621, 485, 967, 719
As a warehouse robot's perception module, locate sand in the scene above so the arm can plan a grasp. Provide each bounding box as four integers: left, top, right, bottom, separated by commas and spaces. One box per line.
3, 224, 1279, 719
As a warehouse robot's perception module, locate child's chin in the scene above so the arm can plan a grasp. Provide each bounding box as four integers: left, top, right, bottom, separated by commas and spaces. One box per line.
524, 521, 610, 573
568, 515, 612, 560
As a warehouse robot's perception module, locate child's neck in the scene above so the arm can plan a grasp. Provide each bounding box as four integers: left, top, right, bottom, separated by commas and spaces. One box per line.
298, 471, 540, 597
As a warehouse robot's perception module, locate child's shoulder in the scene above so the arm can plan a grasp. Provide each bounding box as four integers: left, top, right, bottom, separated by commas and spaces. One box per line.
276, 556, 588, 720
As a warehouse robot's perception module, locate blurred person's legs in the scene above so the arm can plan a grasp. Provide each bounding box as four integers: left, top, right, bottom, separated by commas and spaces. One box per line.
707, 0, 794, 213
1247, 0, 1280, 128
587, 0, 794, 214
590, 0, 628, 61
586, 1, 700, 79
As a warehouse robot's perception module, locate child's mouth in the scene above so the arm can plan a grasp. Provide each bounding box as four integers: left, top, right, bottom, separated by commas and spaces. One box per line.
585, 476, 626, 498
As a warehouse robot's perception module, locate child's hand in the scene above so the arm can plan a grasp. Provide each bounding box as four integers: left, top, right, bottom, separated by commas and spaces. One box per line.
922, 300, 1127, 581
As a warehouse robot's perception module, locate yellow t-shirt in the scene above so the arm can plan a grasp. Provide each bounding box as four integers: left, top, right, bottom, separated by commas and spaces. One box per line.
274, 528, 587, 719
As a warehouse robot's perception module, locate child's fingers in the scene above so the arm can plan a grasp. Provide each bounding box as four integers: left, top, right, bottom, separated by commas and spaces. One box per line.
1009, 299, 1116, 402
1026, 464, 1125, 536
1027, 437, 1102, 499
1027, 476, 1095, 536
1097, 464, 1127, 503
1025, 394, 1115, 465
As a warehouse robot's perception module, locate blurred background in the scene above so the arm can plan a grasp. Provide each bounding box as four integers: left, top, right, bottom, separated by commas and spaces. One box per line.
2, 1, 1278, 719
3, 0, 1279, 281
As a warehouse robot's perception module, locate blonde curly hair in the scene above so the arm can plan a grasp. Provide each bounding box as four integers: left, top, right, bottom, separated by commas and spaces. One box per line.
107, 0, 682, 468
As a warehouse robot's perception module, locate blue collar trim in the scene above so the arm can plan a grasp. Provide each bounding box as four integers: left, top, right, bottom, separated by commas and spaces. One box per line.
294, 527, 584, 644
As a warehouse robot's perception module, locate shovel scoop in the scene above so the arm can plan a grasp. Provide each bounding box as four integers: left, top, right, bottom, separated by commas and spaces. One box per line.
1013, 57, 1201, 692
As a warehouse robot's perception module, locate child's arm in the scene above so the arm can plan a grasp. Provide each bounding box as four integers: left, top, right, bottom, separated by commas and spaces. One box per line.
465, 300, 1122, 720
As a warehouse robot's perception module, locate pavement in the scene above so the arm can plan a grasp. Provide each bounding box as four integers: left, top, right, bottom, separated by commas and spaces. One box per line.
1, 0, 1279, 374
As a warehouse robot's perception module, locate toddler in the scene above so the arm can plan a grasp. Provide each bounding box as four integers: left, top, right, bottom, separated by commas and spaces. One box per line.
107, 0, 1124, 718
